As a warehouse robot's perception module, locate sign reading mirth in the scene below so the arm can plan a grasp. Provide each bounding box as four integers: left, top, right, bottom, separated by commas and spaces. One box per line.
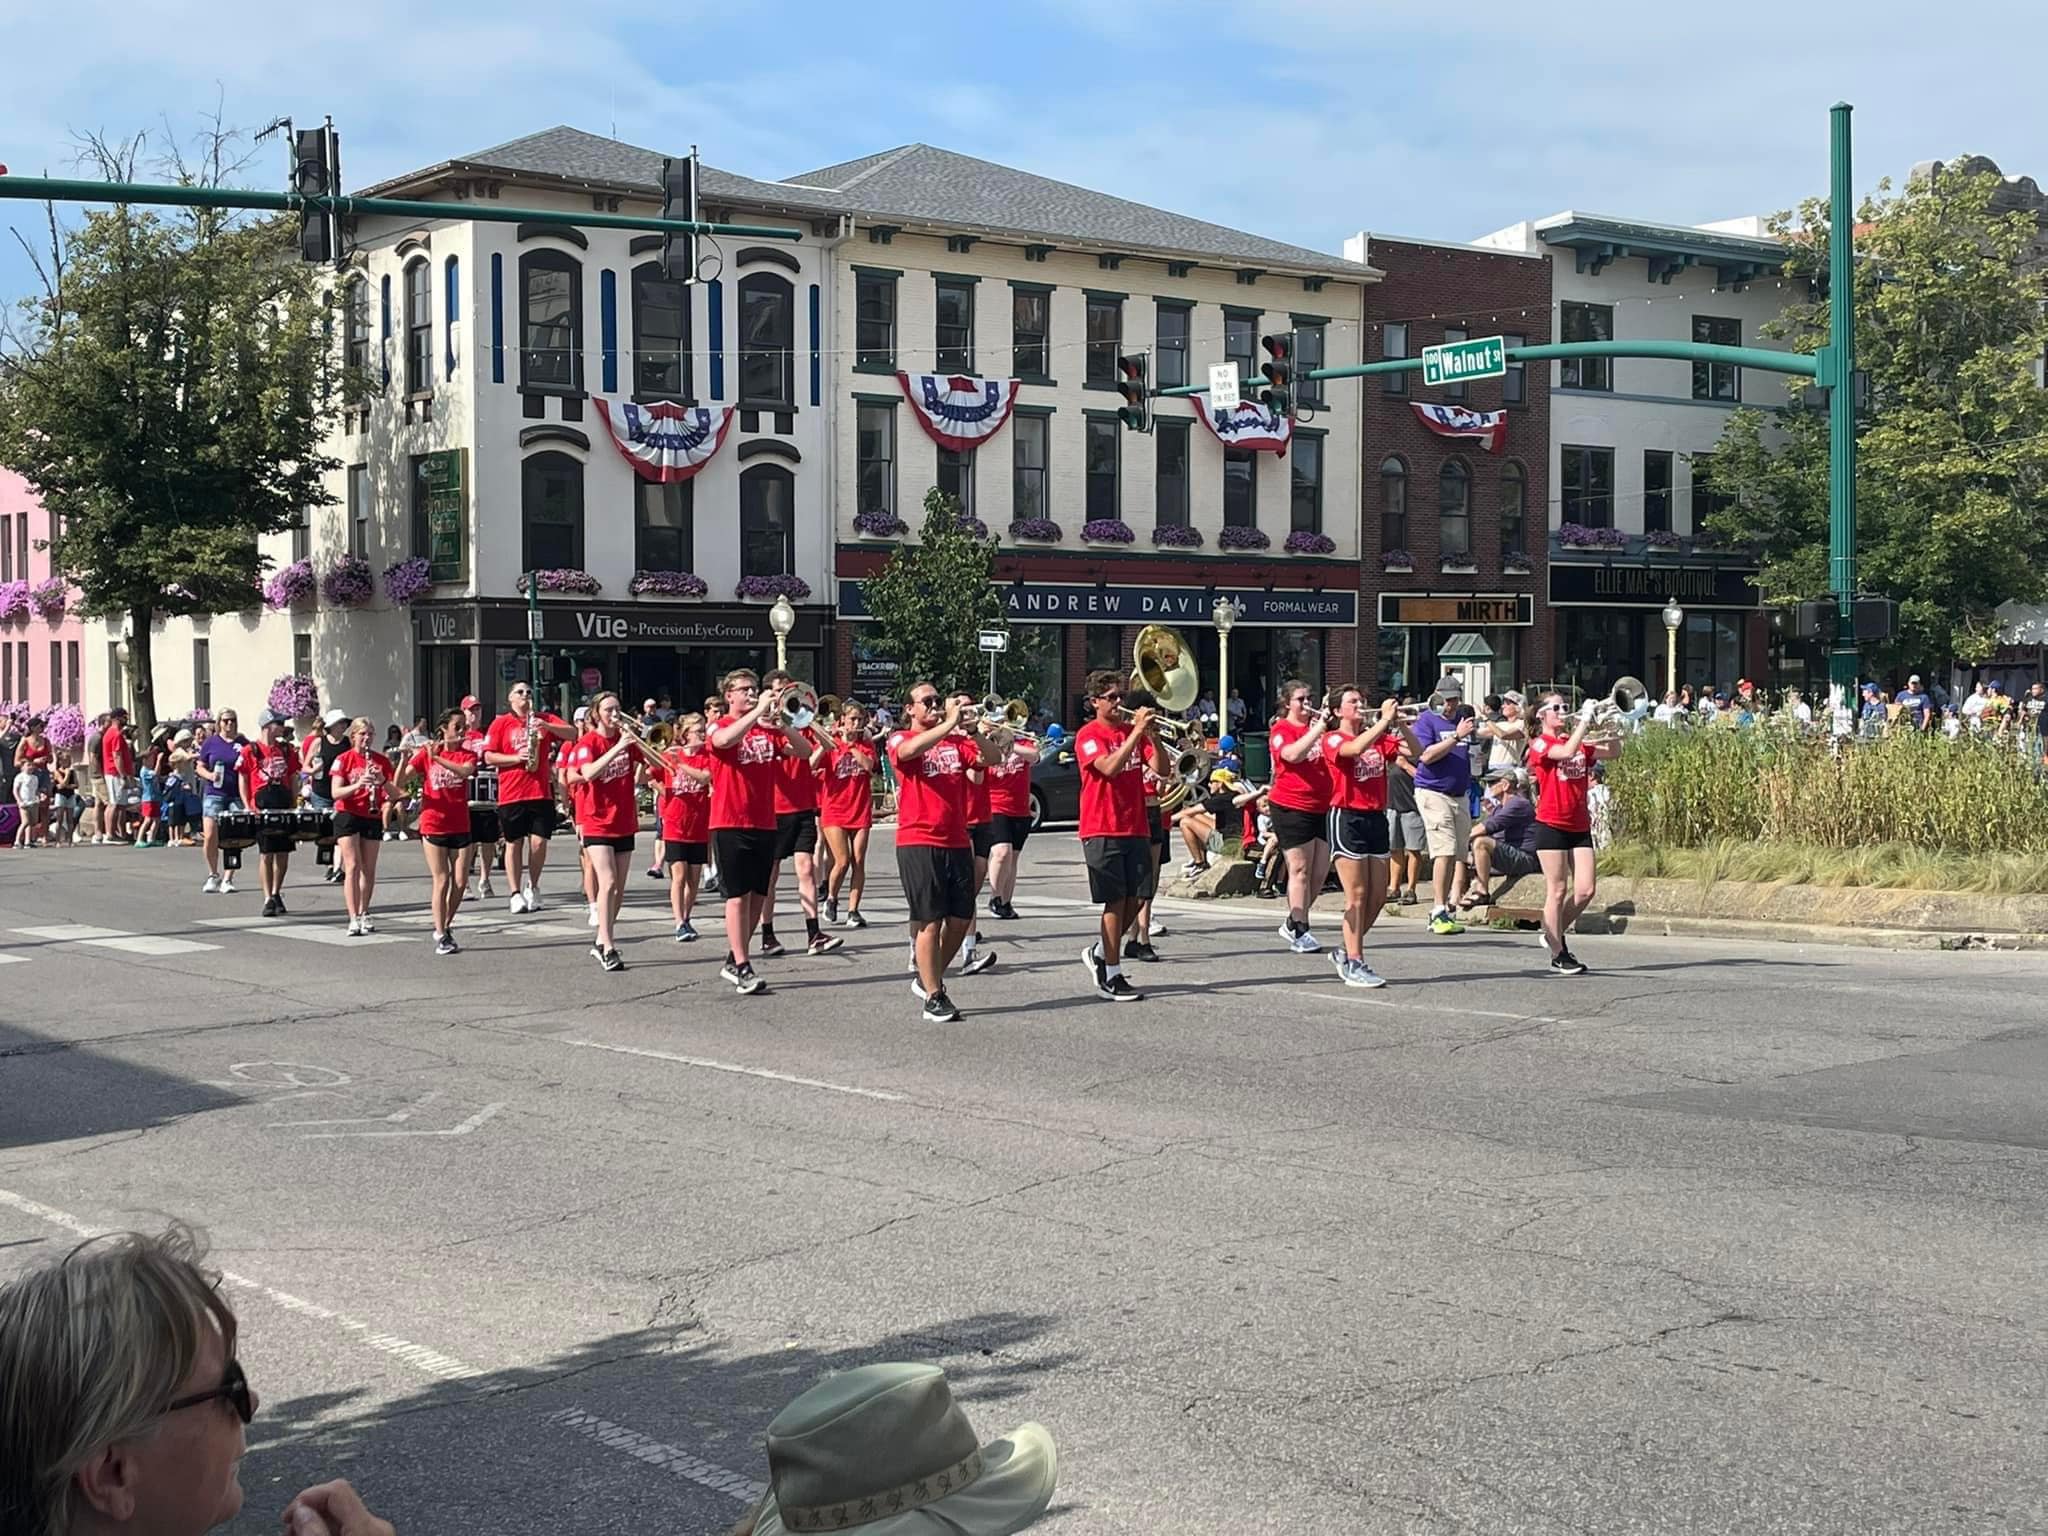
1549, 562, 1761, 609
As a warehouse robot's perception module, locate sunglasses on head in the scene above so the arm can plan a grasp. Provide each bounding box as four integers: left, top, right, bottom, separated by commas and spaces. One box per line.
164, 1357, 254, 1425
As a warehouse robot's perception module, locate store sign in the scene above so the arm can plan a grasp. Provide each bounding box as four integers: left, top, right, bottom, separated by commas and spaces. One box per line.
467, 603, 826, 647
838, 581, 1356, 627
852, 656, 901, 696
419, 449, 468, 583
1378, 593, 1533, 627
412, 605, 476, 643
1548, 561, 1761, 609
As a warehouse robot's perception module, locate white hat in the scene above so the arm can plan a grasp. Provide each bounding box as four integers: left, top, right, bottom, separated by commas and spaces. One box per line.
322, 708, 349, 727
173, 728, 194, 744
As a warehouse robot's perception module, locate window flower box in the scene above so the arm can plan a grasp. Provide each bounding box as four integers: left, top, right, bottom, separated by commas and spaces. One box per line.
629, 570, 710, 599
1284, 530, 1336, 555
1501, 555, 1533, 576
1440, 559, 1478, 574
383, 557, 434, 605
853, 509, 909, 539
1558, 522, 1628, 552
1645, 529, 1684, 552
1008, 518, 1064, 544
27, 579, 68, 620
1150, 524, 1204, 549
955, 515, 989, 540
262, 560, 316, 610
735, 574, 812, 602
1080, 519, 1135, 545
321, 554, 375, 608
517, 569, 602, 596
1381, 548, 1415, 573
267, 674, 320, 721
1219, 525, 1271, 552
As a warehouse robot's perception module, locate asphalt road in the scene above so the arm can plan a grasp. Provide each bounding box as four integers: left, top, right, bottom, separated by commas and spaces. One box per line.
2, 830, 2044, 1535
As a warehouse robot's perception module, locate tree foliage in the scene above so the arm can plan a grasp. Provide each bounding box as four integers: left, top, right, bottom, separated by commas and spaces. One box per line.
1703, 166, 2048, 671
0, 128, 337, 734
856, 487, 1011, 694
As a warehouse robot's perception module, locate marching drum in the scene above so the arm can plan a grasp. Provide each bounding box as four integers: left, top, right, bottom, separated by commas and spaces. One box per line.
468, 802, 502, 845
217, 811, 259, 869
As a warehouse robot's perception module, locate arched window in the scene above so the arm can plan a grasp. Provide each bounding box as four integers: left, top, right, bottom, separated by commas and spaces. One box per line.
519, 250, 582, 390
403, 258, 432, 394
739, 464, 795, 577
1500, 461, 1527, 560
1379, 456, 1408, 552
737, 272, 794, 406
521, 452, 585, 571
1438, 460, 1471, 562
632, 261, 690, 399
342, 278, 370, 400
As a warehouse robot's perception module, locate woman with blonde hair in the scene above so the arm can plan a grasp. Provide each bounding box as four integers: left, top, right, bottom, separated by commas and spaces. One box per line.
329, 717, 394, 936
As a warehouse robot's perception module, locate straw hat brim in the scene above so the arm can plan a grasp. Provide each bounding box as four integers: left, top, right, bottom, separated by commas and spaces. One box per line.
752, 1422, 1056, 1536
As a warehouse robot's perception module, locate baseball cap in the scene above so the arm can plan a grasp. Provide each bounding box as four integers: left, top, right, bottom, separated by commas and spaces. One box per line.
1861, 681, 1879, 694
254, 708, 279, 727
1217, 734, 1237, 751
1737, 678, 1755, 690
1988, 681, 2003, 693
1908, 674, 1922, 684
322, 708, 348, 727
1484, 760, 1518, 782
460, 695, 479, 710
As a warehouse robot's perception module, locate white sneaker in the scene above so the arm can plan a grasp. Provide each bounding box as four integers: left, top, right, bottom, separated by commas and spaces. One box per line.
360, 915, 375, 934
346, 916, 363, 936
587, 902, 600, 928
1344, 958, 1387, 989
202, 875, 220, 894
523, 885, 543, 912
220, 876, 237, 894
480, 877, 495, 898
1152, 919, 1169, 938
508, 891, 527, 914
1290, 929, 1321, 954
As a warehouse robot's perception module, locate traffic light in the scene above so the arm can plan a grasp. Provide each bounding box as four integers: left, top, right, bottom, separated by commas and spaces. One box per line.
1794, 599, 1836, 642
1852, 594, 1898, 642
1115, 352, 1150, 432
661, 154, 697, 284
292, 126, 337, 264
1259, 331, 1294, 418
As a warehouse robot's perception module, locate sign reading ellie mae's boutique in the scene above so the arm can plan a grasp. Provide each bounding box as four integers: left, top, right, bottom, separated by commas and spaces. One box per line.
1548, 562, 1761, 609
838, 581, 1357, 627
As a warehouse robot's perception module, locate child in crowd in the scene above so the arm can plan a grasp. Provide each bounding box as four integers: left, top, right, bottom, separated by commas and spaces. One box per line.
12, 760, 43, 847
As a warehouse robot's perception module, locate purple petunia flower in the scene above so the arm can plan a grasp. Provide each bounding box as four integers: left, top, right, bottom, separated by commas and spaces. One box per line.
629, 570, 710, 598
734, 574, 812, 600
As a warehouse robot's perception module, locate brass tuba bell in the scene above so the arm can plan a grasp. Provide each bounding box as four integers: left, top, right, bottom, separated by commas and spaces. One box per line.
1131, 624, 1200, 715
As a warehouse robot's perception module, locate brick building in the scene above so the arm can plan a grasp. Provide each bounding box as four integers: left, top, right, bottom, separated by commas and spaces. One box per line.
1342, 234, 1553, 697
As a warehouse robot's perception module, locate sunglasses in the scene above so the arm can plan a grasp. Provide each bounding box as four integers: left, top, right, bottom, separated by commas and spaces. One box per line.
1097, 691, 1122, 702
164, 1358, 254, 1425
911, 695, 939, 708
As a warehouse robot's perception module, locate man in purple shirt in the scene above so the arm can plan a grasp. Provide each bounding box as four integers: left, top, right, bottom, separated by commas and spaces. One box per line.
1469, 765, 1538, 903
1408, 682, 1476, 933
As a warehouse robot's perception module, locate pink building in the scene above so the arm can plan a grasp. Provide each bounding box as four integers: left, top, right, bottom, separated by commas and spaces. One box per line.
0, 470, 85, 715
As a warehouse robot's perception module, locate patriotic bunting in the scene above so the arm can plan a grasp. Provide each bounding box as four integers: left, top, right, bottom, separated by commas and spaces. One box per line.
896, 372, 1022, 452
1410, 402, 1508, 454
1189, 395, 1293, 455
593, 398, 738, 483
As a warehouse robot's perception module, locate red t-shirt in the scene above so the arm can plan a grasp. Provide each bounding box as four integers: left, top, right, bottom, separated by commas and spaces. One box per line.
986, 748, 1031, 818
572, 731, 639, 838
1528, 734, 1598, 832
1267, 718, 1332, 813
819, 742, 877, 830
237, 741, 300, 806
887, 729, 979, 848
409, 746, 474, 838
102, 724, 134, 777
957, 732, 992, 824
1075, 719, 1149, 839
1320, 729, 1401, 814
484, 712, 565, 805
658, 751, 713, 843
332, 750, 393, 817
709, 716, 785, 830
773, 731, 824, 814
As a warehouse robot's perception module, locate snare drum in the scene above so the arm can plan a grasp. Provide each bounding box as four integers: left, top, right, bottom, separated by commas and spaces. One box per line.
471, 764, 501, 805
216, 811, 259, 850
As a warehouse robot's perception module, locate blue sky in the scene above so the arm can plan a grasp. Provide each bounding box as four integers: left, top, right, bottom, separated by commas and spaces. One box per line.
4, 0, 2047, 302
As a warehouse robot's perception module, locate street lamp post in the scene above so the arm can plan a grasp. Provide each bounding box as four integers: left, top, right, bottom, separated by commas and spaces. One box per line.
1211, 596, 1240, 741
1661, 602, 1685, 699
768, 594, 796, 673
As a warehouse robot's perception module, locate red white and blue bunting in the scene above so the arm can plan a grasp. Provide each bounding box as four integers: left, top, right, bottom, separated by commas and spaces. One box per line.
896, 372, 1022, 453
1190, 395, 1293, 456
1410, 402, 1508, 454
593, 399, 739, 483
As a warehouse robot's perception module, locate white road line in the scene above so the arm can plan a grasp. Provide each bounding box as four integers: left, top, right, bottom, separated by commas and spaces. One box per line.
549, 1408, 764, 1504
0, 953, 30, 964
553, 1036, 906, 1102
11, 924, 221, 956
194, 917, 408, 946
1270, 986, 1568, 1026
298, 1102, 506, 1140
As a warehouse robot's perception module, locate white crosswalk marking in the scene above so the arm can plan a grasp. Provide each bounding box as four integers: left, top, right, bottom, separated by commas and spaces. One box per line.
0, 953, 29, 964
11, 925, 221, 956
194, 917, 408, 947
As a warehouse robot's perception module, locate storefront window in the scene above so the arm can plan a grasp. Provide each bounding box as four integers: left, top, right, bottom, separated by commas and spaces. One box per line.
1557, 611, 1642, 700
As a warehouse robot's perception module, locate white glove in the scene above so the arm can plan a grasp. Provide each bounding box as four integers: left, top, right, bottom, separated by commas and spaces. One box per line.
1578, 698, 1600, 724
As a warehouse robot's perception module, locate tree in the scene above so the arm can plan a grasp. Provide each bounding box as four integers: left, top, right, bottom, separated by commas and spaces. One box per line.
0, 128, 337, 737
1702, 165, 2048, 673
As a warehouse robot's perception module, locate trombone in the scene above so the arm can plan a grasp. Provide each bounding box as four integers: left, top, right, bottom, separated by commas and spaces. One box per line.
614, 713, 675, 770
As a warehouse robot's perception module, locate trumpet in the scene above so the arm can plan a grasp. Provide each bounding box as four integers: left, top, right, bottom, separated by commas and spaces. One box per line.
1113, 705, 1201, 746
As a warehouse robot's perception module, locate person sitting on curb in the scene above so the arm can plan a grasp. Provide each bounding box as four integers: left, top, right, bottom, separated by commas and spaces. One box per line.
1466, 765, 1539, 909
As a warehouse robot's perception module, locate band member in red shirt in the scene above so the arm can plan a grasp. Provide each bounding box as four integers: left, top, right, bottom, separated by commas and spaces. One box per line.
237, 708, 302, 917
456, 695, 500, 903
482, 682, 576, 915
887, 683, 982, 1022
1266, 680, 1334, 954
708, 668, 804, 995
819, 702, 879, 929
329, 717, 394, 937
983, 710, 1039, 923
1527, 692, 1620, 977
946, 690, 1001, 977
1074, 669, 1167, 1002
1319, 688, 1411, 988
400, 708, 477, 955
759, 668, 842, 959
567, 692, 644, 972
656, 714, 715, 942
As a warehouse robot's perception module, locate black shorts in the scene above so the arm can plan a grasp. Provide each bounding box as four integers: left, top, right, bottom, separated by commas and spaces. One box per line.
989, 813, 1031, 849
499, 799, 557, 842
469, 804, 502, 846
969, 820, 996, 859
664, 839, 709, 868
775, 809, 818, 860
1147, 806, 1169, 851
1269, 805, 1327, 851
425, 832, 468, 850
1534, 823, 1594, 852
332, 811, 377, 840
713, 826, 777, 897
582, 834, 636, 854
1083, 835, 1150, 904
1327, 807, 1391, 860
898, 844, 975, 923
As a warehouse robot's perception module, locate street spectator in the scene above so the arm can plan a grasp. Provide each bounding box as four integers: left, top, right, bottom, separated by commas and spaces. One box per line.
1859, 682, 1885, 738
1467, 765, 1538, 906
13, 716, 52, 844
12, 756, 42, 847
1385, 747, 1425, 906
1784, 688, 1813, 729
1226, 687, 1248, 735
97, 706, 135, 843
1653, 690, 1686, 726
1895, 674, 1932, 731
50, 749, 81, 845
136, 728, 169, 848
1482, 692, 1527, 776
1961, 680, 1990, 729
1942, 706, 1963, 739
2024, 681, 2046, 736
1214, 733, 1242, 775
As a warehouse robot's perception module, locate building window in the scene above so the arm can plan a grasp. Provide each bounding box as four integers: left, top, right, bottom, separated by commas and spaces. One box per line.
107, 642, 125, 712
65, 640, 78, 705
519, 250, 581, 391
1383, 322, 1410, 396
1441, 326, 1468, 403
1502, 331, 1526, 405
1561, 445, 1614, 527
0, 517, 8, 580
1155, 303, 1190, 391
347, 465, 370, 558
49, 640, 60, 702
1224, 311, 1257, 382
1560, 302, 1612, 391
1155, 420, 1190, 526
937, 448, 974, 517
1085, 417, 1120, 521
1439, 460, 1472, 561
740, 464, 796, 576
343, 279, 370, 399
1223, 446, 1256, 527
1011, 288, 1049, 379
857, 403, 896, 518
1295, 322, 1325, 406
1012, 414, 1049, 523
404, 258, 432, 394
1290, 434, 1323, 534
632, 263, 690, 399
856, 271, 896, 370
1379, 456, 1408, 550
1692, 315, 1740, 401
1691, 452, 1734, 530
520, 451, 585, 571
1085, 295, 1120, 387
737, 273, 794, 406
1643, 450, 1673, 533
935, 278, 974, 373
635, 480, 693, 572
193, 638, 210, 711
1500, 461, 1527, 558
290, 509, 310, 564
293, 633, 312, 679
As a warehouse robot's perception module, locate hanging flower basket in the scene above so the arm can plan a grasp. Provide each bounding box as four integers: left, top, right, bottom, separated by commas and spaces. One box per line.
27, 579, 68, 620
853, 509, 910, 539
1284, 530, 1337, 555
43, 704, 86, 750
1008, 517, 1064, 544
1150, 524, 1204, 549
383, 557, 434, 605
1558, 522, 1627, 551
1381, 548, 1415, 572
321, 554, 375, 608
954, 515, 990, 540
267, 674, 320, 721
1080, 519, 1135, 545
516, 569, 602, 596
735, 574, 811, 602
0, 581, 28, 625
263, 560, 316, 610
1219, 526, 1271, 552
629, 570, 709, 598
0, 700, 27, 735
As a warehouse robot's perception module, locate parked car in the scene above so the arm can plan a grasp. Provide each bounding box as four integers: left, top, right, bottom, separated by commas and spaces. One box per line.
1028, 746, 1080, 829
